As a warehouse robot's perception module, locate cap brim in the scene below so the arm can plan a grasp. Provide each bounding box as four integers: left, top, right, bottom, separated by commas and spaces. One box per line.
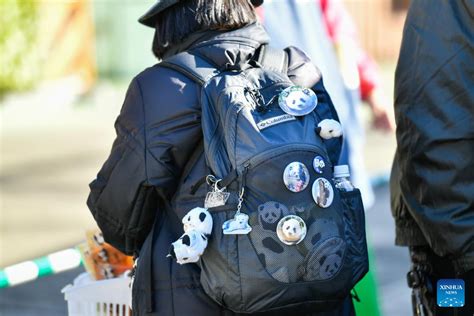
138, 0, 180, 27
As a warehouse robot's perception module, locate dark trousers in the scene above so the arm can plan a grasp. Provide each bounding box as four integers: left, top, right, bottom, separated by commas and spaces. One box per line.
409, 246, 474, 316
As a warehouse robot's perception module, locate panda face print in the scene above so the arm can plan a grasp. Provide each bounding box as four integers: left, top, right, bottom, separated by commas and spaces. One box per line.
258, 201, 289, 231
250, 224, 304, 283
303, 219, 340, 253
302, 237, 345, 281
92, 231, 105, 246
319, 253, 343, 279
283, 162, 310, 193
101, 264, 114, 279
98, 249, 108, 262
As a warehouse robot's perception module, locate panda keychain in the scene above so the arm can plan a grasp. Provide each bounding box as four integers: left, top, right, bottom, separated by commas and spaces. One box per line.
222, 187, 252, 235
204, 175, 230, 208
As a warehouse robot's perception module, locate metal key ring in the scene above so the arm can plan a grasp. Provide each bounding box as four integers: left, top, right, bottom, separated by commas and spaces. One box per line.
214, 179, 226, 192
206, 175, 217, 186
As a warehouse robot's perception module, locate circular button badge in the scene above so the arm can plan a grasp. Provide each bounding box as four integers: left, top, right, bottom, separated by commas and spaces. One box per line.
276, 215, 307, 245
312, 178, 334, 208
283, 162, 310, 193
278, 86, 318, 116
313, 156, 326, 174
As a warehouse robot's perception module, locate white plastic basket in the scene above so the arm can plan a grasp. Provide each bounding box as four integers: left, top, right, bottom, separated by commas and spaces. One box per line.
62, 272, 132, 316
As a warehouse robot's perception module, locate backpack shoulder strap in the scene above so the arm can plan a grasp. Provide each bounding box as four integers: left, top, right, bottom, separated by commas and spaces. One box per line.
159, 51, 220, 85
256, 45, 289, 75
160, 46, 288, 83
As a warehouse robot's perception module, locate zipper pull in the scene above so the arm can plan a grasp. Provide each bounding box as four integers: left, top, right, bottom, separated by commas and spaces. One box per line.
240, 162, 250, 189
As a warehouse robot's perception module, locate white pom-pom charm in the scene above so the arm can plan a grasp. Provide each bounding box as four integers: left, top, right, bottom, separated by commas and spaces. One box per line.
316, 119, 343, 140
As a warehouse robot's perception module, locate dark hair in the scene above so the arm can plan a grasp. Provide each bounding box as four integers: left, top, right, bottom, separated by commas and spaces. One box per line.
152, 0, 257, 59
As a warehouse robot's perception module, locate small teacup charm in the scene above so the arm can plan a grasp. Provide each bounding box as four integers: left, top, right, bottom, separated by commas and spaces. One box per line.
276, 215, 307, 245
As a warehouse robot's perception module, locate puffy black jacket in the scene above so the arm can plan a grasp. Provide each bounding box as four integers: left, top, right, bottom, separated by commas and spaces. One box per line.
88, 23, 352, 315
390, 0, 474, 274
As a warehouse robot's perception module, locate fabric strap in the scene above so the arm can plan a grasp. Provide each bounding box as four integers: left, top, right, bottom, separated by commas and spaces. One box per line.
159, 44, 288, 84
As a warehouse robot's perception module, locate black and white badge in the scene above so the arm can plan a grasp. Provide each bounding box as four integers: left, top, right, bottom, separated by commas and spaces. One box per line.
276, 215, 307, 245
278, 86, 318, 116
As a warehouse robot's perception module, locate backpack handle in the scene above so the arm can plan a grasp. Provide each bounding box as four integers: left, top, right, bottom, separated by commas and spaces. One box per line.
159, 45, 289, 85
159, 51, 219, 85
255, 44, 289, 75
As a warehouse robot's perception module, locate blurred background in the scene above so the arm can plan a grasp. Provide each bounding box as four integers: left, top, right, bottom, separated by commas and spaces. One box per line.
0, 0, 410, 315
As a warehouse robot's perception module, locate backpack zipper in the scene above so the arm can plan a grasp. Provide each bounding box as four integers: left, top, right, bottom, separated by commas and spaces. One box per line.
236, 143, 329, 177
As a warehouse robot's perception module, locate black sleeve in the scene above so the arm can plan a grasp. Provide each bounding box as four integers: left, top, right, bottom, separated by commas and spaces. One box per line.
87, 78, 156, 254
87, 67, 201, 255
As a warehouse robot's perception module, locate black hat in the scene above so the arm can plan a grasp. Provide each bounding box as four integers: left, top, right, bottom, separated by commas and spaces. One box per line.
138, 0, 180, 27
138, 0, 264, 27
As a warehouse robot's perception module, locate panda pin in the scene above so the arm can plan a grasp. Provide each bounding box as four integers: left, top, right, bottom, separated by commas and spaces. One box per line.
168, 207, 213, 265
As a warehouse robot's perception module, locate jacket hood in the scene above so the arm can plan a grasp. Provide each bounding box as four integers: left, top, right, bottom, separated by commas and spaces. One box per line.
163, 22, 270, 68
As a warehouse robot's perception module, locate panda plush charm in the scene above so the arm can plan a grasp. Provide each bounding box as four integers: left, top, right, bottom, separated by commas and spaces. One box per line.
182, 207, 213, 235
316, 119, 343, 140
168, 207, 213, 265
168, 230, 208, 264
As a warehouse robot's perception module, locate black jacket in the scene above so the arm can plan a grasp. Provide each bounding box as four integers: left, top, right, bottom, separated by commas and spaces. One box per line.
88, 23, 352, 315
390, 0, 474, 274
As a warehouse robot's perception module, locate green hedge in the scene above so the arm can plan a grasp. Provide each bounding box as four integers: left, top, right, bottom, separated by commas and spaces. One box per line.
0, 0, 39, 97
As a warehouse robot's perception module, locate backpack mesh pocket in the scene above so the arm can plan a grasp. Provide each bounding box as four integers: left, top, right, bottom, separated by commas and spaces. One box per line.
241, 146, 348, 283
340, 189, 369, 285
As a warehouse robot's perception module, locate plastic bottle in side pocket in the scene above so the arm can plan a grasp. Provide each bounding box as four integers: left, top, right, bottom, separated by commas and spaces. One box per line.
333, 165, 355, 192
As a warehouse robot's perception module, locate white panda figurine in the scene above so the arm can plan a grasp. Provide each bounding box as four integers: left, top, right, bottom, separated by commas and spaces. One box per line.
222, 213, 252, 235
168, 230, 208, 265
316, 119, 343, 139
182, 207, 213, 235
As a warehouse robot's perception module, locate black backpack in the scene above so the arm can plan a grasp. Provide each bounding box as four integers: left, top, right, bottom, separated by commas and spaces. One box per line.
159, 45, 369, 314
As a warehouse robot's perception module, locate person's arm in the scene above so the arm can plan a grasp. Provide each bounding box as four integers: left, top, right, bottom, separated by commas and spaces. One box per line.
87, 67, 201, 255
319, 0, 395, 131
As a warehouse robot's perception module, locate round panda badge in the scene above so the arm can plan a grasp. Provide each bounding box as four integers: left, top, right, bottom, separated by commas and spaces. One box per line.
283, 162, 310, 193
276, 215, 307, 245
278, 86, 318, 116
